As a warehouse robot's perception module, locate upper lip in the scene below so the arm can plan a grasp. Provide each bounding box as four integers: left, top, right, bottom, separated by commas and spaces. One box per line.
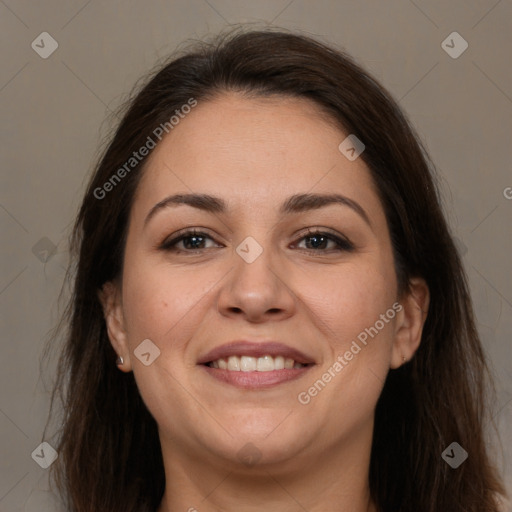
197, 341, 315, 365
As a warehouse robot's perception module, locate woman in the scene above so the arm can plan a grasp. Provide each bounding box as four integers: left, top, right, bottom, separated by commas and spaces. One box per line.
43, 28, 507, 511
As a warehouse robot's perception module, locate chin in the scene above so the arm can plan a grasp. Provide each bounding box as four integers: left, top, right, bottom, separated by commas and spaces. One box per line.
200, 422, 312, 468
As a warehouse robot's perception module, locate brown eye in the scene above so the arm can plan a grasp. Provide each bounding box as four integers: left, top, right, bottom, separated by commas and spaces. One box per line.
294, 229, 354, 253
160, 230, 221, 253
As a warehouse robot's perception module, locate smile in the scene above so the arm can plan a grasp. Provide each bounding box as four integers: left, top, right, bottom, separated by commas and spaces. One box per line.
206, 355, 307, 371
197, 340, 315, 388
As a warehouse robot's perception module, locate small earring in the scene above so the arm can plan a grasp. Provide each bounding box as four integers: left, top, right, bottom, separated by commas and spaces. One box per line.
116, 355, 124, 366
402, 355, 407, 363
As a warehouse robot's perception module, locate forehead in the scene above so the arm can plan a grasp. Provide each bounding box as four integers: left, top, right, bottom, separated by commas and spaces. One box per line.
132, 93, 380, 220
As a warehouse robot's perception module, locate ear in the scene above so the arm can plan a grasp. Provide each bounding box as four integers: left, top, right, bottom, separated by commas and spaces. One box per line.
390, 277, 430, 369
97, 280, 132, 372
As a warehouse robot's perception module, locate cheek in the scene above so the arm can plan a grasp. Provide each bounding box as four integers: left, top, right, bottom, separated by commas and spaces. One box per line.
121, 257, 199, 345
120, 253, 230, 360
302, 262, 398, 415
295, 259, 397, 349
119, 258, 213, 432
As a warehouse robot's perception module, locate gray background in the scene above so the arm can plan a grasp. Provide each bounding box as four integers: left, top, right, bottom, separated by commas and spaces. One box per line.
1, 1, 511, 510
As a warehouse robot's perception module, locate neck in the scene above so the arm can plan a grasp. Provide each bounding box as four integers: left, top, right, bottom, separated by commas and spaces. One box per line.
156, 420, 377, 512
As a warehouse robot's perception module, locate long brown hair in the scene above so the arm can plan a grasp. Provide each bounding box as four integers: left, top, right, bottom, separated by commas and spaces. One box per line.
42, 27, 507, 512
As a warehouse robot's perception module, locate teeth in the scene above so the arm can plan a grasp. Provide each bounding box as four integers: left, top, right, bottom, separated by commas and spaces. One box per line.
240, 356, 256, 372
274, 355, 284, 370
208, 355, 306, 372
227, 355, 240, 371
257, 355, 274, 371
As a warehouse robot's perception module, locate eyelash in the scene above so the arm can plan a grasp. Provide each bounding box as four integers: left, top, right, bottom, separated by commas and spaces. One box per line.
159, 228, 355, 255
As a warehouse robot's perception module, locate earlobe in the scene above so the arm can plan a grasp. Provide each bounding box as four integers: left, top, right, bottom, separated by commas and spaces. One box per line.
390, 277, 430, 369
97, 281, 132, 371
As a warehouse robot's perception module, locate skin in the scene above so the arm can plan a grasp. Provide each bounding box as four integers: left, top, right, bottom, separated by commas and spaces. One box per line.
100, 93, 429, 512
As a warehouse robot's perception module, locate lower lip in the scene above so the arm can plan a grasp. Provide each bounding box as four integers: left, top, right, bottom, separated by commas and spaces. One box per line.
200, 365, 313, 389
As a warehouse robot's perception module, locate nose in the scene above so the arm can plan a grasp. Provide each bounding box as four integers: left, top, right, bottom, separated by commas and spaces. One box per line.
216, 239, 297, 323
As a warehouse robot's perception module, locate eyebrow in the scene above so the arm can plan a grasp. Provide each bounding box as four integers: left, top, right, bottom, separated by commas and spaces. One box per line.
144, 192, 372, 228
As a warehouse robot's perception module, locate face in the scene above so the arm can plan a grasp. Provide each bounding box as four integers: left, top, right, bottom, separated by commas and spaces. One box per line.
102, 93, 426, 471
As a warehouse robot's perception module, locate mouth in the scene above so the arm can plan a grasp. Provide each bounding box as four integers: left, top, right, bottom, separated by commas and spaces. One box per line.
197, 341, 315, 389
206, 354, 309, 370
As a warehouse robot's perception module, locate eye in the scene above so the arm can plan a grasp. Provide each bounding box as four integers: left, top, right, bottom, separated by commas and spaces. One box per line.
159, 227, 354, 254
293, 229, 354, 253
159, 229, 220, 253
